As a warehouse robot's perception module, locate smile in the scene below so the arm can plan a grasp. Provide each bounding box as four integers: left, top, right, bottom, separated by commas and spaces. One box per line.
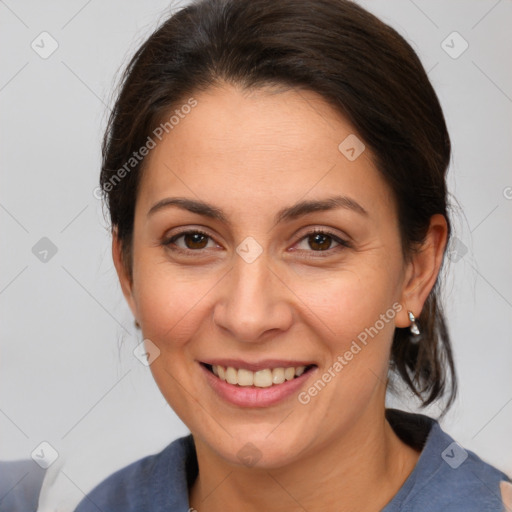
199, 361, 318, 407
205, 364, 315, 387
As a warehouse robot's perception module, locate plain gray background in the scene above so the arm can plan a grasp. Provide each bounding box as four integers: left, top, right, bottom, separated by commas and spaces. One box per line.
1, 0, 511, 510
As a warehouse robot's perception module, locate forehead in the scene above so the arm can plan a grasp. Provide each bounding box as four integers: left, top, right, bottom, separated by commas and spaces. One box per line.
136, 84, 393, 220
150, 84, 355, 165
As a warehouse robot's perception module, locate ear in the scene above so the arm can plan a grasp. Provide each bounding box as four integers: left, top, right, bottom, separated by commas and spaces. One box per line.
395, 214, 448, 328
112, 229, 138, 321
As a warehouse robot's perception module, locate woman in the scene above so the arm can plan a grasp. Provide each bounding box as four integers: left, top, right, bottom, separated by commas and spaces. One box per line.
75, 0, 512, 510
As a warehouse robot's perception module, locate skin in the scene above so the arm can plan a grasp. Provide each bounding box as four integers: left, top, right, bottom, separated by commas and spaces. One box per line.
113, 84, 449, 511
502, 481, 512, 511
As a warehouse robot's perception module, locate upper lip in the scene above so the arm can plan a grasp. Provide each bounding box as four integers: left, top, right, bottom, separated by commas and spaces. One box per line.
200, 359, 317, 372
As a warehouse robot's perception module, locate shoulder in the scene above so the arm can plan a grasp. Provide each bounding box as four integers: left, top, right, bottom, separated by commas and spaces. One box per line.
74, 434, 196, 512
386, 409, 512, 512
426, 446, 512, 511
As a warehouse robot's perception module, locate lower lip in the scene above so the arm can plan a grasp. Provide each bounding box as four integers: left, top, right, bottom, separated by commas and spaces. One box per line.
200, 363, 317, 408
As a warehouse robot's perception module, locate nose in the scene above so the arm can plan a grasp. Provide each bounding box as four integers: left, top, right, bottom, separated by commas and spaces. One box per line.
212, 248, 294, 343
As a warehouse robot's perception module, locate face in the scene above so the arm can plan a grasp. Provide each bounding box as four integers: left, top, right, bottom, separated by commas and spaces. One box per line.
115, 84, 437, 468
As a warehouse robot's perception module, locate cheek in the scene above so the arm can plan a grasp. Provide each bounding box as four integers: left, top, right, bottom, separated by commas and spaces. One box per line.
131, 265, 219, 422
134, 266, 217, 348
295, 273, 400, 408
291, 266, 402, 411
292, 265, 400, 346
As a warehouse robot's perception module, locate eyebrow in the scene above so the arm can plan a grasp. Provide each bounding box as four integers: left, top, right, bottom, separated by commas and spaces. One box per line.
147, 195, 368, 225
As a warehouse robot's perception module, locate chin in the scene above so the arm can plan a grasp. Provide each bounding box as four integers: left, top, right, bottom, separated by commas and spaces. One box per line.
200, 422, 314, 470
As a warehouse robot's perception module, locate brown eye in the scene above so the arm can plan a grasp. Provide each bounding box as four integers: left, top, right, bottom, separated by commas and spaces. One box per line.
163, 230, 216, 252
307, 232, 333, 251
182, 232, 209, 249
294, 229, 350, 255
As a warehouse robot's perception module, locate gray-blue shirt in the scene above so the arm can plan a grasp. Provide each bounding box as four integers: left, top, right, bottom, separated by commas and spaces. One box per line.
74, 409, 511, 511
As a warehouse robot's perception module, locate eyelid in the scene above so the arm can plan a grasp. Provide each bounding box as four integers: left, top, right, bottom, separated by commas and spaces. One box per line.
293, 226, 351, 245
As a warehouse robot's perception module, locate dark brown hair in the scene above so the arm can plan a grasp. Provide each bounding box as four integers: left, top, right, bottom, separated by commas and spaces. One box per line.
101, 0, 457, 414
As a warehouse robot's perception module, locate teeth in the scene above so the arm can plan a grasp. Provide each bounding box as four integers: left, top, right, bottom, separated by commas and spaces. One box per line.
284, 367, 295, 381
225, 366, 238, 385
272, 367, 285, 384
254, 369, 272, 387
238, 368, 254, 386
295, 366, 305, 377
210, 364, 308, 387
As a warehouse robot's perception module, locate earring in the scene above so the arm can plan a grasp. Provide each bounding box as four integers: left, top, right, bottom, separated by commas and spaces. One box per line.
408, 311, 420, 336
134, 320, 140, 329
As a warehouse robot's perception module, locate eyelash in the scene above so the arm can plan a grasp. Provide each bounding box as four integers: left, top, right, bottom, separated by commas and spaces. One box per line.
161, 228, 351, 257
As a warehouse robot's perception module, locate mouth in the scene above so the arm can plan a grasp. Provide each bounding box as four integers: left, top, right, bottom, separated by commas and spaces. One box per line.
201, 362, 317, 387
199, 360, 318, 408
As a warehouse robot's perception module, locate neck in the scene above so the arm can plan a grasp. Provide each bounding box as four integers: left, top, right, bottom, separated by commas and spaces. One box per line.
189, 405, 421, 512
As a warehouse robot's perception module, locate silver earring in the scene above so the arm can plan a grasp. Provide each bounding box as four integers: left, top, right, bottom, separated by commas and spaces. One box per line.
408, 311, 420, 336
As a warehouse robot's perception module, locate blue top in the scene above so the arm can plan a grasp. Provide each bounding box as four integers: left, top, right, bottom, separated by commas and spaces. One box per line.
74, 409, 511, 512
